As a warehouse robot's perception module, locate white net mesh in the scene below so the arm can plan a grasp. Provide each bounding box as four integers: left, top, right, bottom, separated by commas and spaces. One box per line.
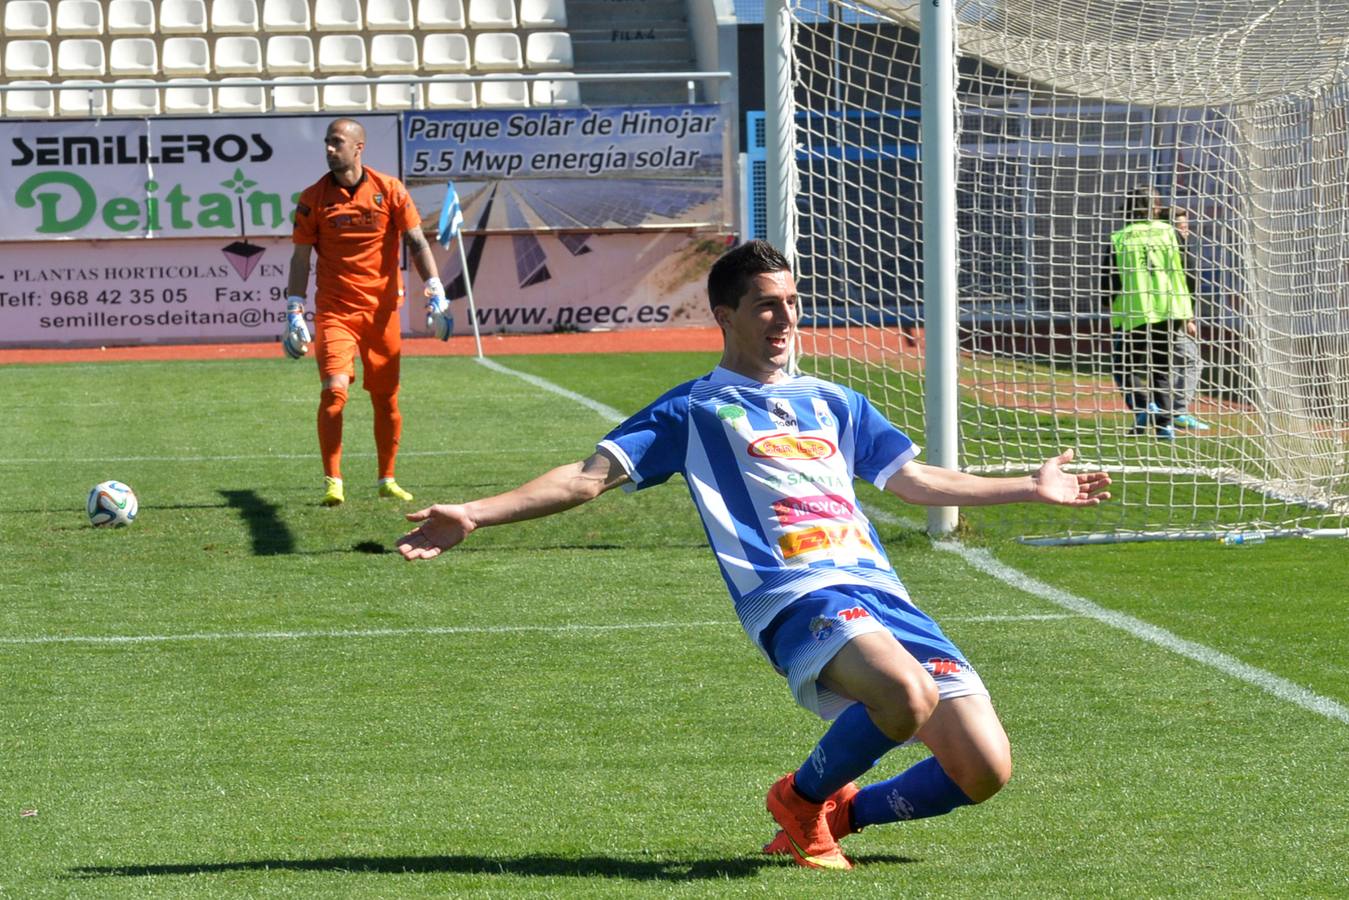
787, 0, 1349, 540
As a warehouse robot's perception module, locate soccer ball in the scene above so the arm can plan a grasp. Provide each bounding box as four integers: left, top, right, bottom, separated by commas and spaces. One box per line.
87, 480, 138, 528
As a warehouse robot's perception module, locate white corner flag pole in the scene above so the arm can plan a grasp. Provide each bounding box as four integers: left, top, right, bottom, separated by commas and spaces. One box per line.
456, 235, 484, 359
439, 181, 484, 359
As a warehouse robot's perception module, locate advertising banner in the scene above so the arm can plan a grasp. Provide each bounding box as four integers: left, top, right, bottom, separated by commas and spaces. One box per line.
0, 115, 400, 242
402, 105, 728, 232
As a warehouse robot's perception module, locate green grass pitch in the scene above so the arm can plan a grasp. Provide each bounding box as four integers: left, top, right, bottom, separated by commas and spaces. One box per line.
0, 351, 1345, 897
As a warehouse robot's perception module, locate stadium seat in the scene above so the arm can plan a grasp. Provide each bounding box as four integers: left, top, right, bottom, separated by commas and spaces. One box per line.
109, 37, 159, 75
374, 79, 423, 110
214, 36, 263, 74
315, 0, 362, 30
163, 78, 214, 113
211, 0, 261, 33
107, 0, 156, 34
365, 0, 413, 30
318, 34, 368, 72
4, 2, 54, 38
271, 78, 319, 111
468, 0, 517, 29
4, 81, 56, 117
161, 0, 209, 33
423, 33, 470, 71
56, 39, 106, 77
218, 77, 268, 111
262, 0, 311, 32
532, 73, 578, 106
55, 1, 105, 36
57, 81, 108, 116
416, 0, 465, 29
322, 78, 372, 111
109, 79, 161, 114
519, 0, 566, 28
479, 74, 529, 108
4, 41, 55, 78
266, 35, 315, 73
370, 34, 417, 72
162, 37, 211, 75
525, 31, 572, 70
472, 32, 522, 71
426, 79, 476, 109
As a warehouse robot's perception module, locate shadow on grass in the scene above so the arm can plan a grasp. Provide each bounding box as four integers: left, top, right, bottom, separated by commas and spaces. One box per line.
68, 851, 916, 881
219, 489, 294, 556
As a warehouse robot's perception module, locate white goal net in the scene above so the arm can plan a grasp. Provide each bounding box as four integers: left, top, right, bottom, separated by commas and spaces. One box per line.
783, 0, 1349, 541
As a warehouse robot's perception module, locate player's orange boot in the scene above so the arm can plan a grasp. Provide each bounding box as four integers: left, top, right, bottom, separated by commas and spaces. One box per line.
764, 772, 853, 871
763, 780, 859, 857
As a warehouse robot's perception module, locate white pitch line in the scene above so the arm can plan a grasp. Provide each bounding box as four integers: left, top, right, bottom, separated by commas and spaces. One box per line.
0, 448, 554, 466
476, 356, 626, 424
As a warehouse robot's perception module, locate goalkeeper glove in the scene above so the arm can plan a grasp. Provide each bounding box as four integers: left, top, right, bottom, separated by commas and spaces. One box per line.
424, 277, 453, 341
282, 297, 311, 359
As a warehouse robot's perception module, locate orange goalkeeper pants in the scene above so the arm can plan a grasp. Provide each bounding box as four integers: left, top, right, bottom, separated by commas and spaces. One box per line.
313, 305, 403, 481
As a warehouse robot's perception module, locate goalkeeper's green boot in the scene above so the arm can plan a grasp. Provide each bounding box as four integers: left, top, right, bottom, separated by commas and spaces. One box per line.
378, 479, 413, 501
321, 477, 345, 507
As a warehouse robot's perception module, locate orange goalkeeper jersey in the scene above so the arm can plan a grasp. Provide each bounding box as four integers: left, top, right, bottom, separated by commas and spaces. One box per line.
292, 166, 421, 314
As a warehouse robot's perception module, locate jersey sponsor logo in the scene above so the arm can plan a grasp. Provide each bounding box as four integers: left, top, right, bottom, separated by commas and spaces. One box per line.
716, 404, 745, 422
927, 657, 967, 677
748, 432, 837, 461
769, 399, 797, 429
778, 524, 876, 559
772, 493, 855, 525
837, 606, 870, 622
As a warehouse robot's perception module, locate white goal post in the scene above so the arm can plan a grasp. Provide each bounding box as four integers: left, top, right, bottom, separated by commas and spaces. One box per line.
766, 0, 1349, 543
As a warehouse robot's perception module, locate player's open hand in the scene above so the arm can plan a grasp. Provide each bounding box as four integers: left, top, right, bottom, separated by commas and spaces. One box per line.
1032, 449, 1112, 506
396, 503, 476, 560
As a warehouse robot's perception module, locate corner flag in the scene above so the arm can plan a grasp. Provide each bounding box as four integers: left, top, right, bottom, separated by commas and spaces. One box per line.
437, 181, 464, 248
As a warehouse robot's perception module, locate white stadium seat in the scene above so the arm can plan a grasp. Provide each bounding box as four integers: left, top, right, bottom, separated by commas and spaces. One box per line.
266, 35, 315, 73
427, 80, 475, 109
417, 0, 465, 29
109, 79, 161, 114
55, 1, 105, 36
525, 31, 572, 70
479, 74, 529, 108
215, 36, 263, 73
57, 81, 108, 116
107, 0, 156, 34
5, 2, 54, 37
315, 0, 362, 30
365, 0, 413, 31
472, 32, 522, 71
519, 0, 566, 29
162, 37, 211, 75
318, 34, 368, 73
56, 38, 106, 77
272, 78, 319, 111
468, 0, 517, 29
4, 81, 57, 117
374, 79, 423, 110
322, 79, 372, 111
262, 0, 312, 32
218, 77, 268, 112
211, 0, 261, 33
370, 34, 417, 72
163, 78, 214, 113
532, 73, 578, 106
161, 0, 209, 33
4, 41, 55, 78
109, 38, 159, 75
422, 33, 470, 71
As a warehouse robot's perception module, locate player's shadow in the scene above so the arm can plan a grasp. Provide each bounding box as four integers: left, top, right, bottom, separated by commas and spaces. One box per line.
68, 851, 916, 882
218, 489, 295, 556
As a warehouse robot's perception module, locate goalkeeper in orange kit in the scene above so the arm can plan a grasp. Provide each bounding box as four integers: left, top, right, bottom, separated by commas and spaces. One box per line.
283, 117, 454, 506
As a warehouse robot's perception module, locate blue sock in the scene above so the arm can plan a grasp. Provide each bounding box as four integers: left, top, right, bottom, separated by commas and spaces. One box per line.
852, 756, 973, 827
793, 703, 900, 803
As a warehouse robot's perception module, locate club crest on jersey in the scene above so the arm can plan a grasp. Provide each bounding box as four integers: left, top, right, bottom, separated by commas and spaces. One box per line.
748, 433, 836, 461
808, 615, 838, 641
373, 192, 384, 206
768, 400, 797, 430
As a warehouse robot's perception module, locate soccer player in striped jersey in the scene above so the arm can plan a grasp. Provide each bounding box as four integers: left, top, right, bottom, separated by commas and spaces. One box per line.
397, 240, 1111, 871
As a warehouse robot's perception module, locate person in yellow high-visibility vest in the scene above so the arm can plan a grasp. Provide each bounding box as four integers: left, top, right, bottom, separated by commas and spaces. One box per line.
1102, 187, 1192, 439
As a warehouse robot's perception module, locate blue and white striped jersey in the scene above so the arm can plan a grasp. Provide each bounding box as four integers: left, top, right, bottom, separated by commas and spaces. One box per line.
598, 366, 920, 647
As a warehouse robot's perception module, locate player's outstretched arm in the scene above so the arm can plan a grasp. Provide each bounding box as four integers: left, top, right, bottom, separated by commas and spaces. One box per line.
396, 450, 630, 560
885, 449, 1110, 508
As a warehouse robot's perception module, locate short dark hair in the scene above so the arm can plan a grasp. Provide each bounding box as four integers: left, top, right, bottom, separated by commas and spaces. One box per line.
1126, 186, 1162, 220
1167, 206, 1189, 222
707, 240, 791, 311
